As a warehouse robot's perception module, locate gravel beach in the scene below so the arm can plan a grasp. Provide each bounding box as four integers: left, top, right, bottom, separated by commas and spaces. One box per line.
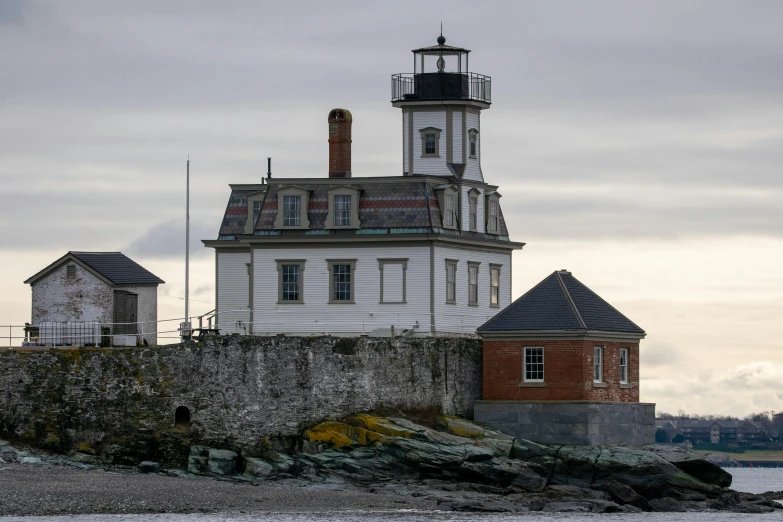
0, 463, 435, 517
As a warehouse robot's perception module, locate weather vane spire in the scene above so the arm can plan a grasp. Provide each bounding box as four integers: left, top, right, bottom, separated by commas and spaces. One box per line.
437, 22, 446, 45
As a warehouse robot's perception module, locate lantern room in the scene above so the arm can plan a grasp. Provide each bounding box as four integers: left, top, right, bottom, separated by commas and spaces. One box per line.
391, 34, 491, 104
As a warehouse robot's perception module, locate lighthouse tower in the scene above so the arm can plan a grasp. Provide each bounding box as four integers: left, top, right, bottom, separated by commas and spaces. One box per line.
391, 33, 491, 180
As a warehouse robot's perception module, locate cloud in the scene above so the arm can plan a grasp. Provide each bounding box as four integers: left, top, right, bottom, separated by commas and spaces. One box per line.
124, 219, 214, 259
640, 342, 681, 368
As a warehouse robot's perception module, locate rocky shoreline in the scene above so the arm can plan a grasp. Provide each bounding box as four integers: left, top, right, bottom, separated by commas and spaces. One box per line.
2, 415, 782, 515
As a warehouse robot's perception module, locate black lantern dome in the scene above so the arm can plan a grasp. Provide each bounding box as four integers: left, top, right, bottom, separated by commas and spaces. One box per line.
391, 34, 491, 104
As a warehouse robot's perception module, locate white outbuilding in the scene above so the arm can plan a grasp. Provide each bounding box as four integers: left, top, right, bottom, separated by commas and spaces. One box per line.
24, 251, 164, 346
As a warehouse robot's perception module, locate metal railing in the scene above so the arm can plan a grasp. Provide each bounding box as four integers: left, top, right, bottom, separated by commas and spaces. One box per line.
0, 308, 494, 348
391, 72, 491, 103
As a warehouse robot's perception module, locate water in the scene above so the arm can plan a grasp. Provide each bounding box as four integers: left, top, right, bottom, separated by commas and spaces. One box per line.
1, 469, 781, 521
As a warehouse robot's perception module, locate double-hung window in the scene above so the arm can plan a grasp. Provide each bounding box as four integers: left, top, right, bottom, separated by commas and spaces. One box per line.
328, 259, 356, 303
283, 195, 301, 226
593, 346, 603, 383
468, 263, 479, 306
524, 347, 544, 382
490, 265, 500, 307
619, 348, 629, 384
425, 133, 436, 155
282, 264, 300, 301
469, 196, 477, 231
445, 195, 455, 227
446, 260, 457, 304
333, 195, 351, 226
469, 133, 477, 157
489, 200, 499, 233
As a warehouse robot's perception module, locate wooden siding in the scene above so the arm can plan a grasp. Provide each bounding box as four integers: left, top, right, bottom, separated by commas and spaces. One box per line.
217, 250, 251, 334
382, 264, 404, 302
461, 185, 485, 233
433, 244, 511, 334
464, 111, 482, 181
411, 110, 448, 175
252, 245, 430, 336
453, 110, 463, 161
402, 111, 409, 174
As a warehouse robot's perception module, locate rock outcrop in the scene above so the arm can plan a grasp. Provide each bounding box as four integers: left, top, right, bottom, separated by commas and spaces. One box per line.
181, 415, 778, 513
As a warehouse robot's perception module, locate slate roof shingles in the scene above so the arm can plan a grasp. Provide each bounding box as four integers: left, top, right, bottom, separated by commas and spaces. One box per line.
478, 271, 644, 335
69, 252, 164, 285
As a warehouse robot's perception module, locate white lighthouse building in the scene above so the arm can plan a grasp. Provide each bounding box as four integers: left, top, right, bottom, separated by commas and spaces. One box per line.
204, 34, 523, 336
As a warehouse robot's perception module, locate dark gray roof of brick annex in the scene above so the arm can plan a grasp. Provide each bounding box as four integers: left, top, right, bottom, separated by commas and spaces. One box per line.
478, 270, 645, 335
69, 252, 165, 285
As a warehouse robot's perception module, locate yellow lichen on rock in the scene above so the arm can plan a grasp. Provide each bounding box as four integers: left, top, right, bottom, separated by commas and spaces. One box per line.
348, 414, 416, 438
441, 416, 485, 439
305, 421, 365, 448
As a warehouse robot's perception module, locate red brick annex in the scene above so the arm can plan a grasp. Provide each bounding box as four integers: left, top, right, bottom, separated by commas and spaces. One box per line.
474, 270, 655, 446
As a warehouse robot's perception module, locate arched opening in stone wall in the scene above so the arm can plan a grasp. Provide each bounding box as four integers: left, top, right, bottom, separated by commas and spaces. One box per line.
175, 406, 191, 431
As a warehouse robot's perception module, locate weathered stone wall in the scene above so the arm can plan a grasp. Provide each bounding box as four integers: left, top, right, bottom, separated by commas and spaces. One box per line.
31, 261, 114, 325
0, 336, 481, 460
474, 401, 655, 446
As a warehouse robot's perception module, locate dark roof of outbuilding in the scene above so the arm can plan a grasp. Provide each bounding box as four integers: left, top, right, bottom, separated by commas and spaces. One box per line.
478, 270, 645, 335
68, 252, 165, 285
25, 252, 165, 286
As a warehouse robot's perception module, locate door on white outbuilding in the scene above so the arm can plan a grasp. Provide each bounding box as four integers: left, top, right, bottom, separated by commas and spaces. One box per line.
114, 290, 138, 335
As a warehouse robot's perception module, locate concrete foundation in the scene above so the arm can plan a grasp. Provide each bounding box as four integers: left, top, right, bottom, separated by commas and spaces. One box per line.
474, 400, 655, 446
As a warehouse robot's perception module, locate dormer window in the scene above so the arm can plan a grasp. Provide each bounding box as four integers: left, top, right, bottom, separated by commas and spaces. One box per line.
485, 191, 501, 234
445, 195, 455, 226
419, 127, 441, 158
274, 186, 310, 230
244, 191, 266, 234
326, 186, 361, 229
469, 129, 478, 158
467, 188, 480, 232
283, 196, 301, 226
334, 195, 351, 226
435, 184, 458, 230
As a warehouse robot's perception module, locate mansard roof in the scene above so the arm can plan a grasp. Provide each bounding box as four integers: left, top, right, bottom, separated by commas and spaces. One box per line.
215, 176, 510, 241
478, 270, 645, 338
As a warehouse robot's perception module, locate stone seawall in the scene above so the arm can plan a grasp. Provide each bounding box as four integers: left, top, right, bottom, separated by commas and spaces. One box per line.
0, 336, 481, 462
474, 401, 655, 446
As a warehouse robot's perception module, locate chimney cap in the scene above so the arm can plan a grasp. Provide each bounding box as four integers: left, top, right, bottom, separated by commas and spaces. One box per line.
328, 108, 353, 121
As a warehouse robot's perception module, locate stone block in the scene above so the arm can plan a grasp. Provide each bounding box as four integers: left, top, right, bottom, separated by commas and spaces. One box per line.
207, 449, 238, 475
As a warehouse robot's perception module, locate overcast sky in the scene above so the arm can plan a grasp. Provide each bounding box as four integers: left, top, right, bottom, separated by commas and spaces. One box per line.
1, 0, 781, 417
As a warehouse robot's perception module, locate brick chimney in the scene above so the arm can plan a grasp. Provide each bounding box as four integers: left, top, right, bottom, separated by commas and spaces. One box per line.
328, 108, 352, 178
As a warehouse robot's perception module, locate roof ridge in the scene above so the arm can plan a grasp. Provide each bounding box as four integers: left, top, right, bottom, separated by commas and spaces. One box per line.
479, 271, 568, 331
564, 273, 646, 334
555, 271, 587, 329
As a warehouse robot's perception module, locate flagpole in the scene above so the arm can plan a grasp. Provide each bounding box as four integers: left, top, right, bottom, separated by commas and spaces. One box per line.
184, 156, 190, 340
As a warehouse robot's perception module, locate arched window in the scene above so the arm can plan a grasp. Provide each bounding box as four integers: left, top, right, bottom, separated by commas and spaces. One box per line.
175, 406, 191, 430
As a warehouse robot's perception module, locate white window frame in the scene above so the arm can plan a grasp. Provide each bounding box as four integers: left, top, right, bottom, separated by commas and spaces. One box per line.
489, 200, 498, 233
445, 195, 455, 227
283, 195, 301, 226
593, 346, 603, 383
468, 129, 478, 158
524, 346, 544, 383
333, 194, 351, 226
619, 348, 629, 384
490, 264, 501, 308
274, 186, 310, 230
445, 259, 457, 304
469, 196, 477, 231
468, 262, 480, 306
276, 260, 306, 304
327, 259, 356, 304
